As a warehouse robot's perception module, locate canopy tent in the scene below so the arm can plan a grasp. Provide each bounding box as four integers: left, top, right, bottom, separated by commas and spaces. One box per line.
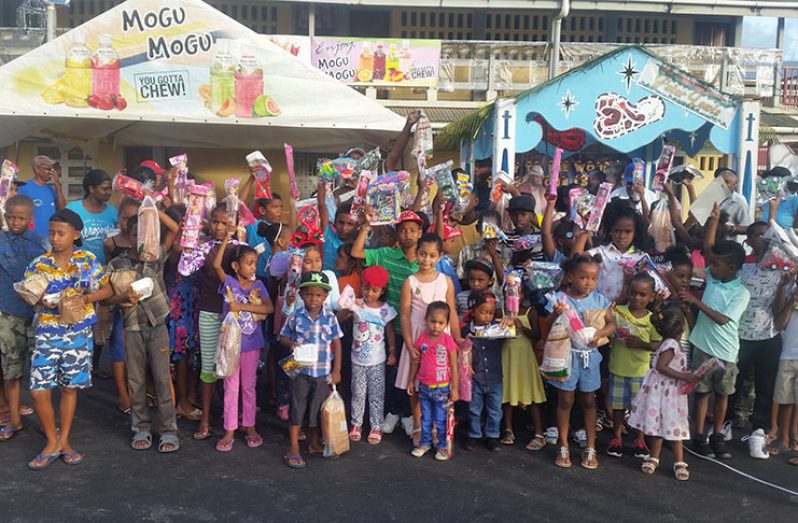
440, 46, 761, 208
0, 0, 405, 152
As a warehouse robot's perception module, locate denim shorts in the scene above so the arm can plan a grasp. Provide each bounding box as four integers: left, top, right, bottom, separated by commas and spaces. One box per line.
548, 349, 602, 393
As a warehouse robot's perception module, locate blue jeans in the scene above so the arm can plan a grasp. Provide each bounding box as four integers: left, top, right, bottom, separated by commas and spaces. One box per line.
419, 383, 449, 450
468, 381, 503, 439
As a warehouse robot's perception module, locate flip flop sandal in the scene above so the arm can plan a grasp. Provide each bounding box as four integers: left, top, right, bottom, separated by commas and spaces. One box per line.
673, 461, 690, 481
555, 446, 572, 468
118, 406, 132, 416
61, 450, 84, 466
131, 432, 153, 451
525, 435, 546, 452
245, 434, 264, 448
158, 435, 180, 453
641, 456, 660, 475
27, 451, 62, 470
308, 447, 324, 456
216, 438, 235, 452
367, 429, 382, 445
19, 405, 33, 416
0, 424, 24, 441
193, 425, 212, 441
581, 448, 599, 470
283, 454, 306, 469
175, 406, 203, 421
500, 430, 515, 445
349, 426, 362, 442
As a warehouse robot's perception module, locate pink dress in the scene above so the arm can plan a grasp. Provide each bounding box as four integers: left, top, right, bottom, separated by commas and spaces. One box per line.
395, 273, 450, 389
628, 339, 691, 441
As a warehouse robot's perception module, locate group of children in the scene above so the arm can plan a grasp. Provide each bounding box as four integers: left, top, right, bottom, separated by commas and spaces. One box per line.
2, 154, 798, 482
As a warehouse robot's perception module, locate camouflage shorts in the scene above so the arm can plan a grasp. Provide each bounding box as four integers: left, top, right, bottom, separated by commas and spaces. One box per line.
30, 327, 93, 391
0, 312, 34, 380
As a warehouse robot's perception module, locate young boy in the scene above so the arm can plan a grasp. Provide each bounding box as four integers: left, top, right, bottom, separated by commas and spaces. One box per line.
771, 273, 798, 462
351, 210, 423, 433
279, 271, 343, 468
24, 208, 112, 469
436, 225, 462, 294
682, 205, 750, 459
606, 272, 661, 459
106, 213, 180, 453
0, 196, 49, 441
456, 259, 496, 317
318, 180, 356, 274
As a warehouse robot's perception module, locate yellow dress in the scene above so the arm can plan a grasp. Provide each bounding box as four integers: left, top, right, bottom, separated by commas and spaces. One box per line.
502, 315, 546, 405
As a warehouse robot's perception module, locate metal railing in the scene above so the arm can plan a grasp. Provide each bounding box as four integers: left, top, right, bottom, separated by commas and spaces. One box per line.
784, 66, 798, 108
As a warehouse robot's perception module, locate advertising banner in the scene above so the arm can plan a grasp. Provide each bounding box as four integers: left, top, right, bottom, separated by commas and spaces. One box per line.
311, 37, 440, 87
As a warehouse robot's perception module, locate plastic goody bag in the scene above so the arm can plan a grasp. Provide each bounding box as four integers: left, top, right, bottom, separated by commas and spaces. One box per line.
214, 312, 242, 378
321, 385, 350, 457
540, 320, 572, 381
137, 196, 160, 262
649, 199, 676, 253
412, 110, 433, 161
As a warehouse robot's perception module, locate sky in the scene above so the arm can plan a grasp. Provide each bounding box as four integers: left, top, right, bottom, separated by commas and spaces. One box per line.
743, 17, 798, 61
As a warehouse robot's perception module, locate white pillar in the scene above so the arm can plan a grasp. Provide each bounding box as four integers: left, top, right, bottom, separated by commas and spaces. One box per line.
45, 2, 56, 42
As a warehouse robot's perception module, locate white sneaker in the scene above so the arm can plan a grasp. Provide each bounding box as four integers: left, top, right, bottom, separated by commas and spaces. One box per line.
708, 420, 733, 442
544, 426, 559, 445
381, 413, 400, 434
401, 416, 415, 437
572, 429, 587, 448
742, 429, 770, 460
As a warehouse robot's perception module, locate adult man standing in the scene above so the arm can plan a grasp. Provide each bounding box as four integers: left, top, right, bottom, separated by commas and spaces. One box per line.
716, 167, 752, 240
18, 155, 66, 237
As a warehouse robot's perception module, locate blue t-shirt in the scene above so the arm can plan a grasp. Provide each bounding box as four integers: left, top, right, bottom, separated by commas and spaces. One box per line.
245, 222, 272, 279
18, 181, 57, 237
761, 194, 798, 228
689, 268, 751, 362
436, 255, 461, 294
0, 230, 49, 318
66, 200, 118, 266
323, 224, 343, 274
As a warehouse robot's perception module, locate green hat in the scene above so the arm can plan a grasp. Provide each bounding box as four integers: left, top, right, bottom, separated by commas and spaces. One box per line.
299, 271, 332, 291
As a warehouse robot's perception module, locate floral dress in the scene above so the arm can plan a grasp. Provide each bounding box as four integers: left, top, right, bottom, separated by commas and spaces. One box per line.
165, 256, 199, 367
628, 338, 690, 441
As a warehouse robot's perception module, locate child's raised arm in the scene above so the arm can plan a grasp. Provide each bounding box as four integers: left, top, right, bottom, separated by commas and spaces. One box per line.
318, 179, 329, 232
702, 203, 721, 261
541, 197, 557, 261
212, 237, 230, 284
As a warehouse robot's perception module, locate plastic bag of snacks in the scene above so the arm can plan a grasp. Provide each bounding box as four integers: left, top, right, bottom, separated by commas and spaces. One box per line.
13, 273, 49, 306
540, 320, 572, 381
214, 312, 242, 378
137, 196, 160, 262
169, 153, 189, 203
321, 385, 350, 457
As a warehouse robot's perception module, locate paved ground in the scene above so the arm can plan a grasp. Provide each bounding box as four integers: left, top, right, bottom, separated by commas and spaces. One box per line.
1, 376, 797, 522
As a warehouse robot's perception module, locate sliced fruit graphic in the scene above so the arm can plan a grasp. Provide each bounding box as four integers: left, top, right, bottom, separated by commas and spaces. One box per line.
41, 77, 67, 104
357, 69, 373, 82
216, 96, 236, 117
263, 96, 281, 116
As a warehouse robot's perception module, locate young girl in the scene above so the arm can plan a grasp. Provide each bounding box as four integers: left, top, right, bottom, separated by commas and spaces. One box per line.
546, 254, 616, 470
400, 233, 462, 445
213, 239, 274, 452
25, 209, 112, 469
284, 243, 340, 313
347, 266, 397, 444
628, 304, 698, 480
407, 301, 459, 461
501, 302, 546, 451
102, 196, 140, 416
336, 243, 362, 298
178, 204, 240, 440
164, 204, 202, 420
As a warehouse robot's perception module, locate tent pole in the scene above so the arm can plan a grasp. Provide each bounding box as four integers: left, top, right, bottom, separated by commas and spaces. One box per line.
548, 0, 570, 80
45, 2, 56, 42
308, 3, 316, 37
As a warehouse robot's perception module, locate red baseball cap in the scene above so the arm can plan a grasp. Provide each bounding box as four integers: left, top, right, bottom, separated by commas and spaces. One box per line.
138, 160, 165, 175
396, 211, 423, 226
362, 266, 390, 288
443, 224, 463, 240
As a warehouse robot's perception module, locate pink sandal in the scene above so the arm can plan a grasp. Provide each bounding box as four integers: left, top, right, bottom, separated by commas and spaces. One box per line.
349, 425, 362, 442
245, 433, 263, 448
367, 428, 382, 445
216, 437, 234, 452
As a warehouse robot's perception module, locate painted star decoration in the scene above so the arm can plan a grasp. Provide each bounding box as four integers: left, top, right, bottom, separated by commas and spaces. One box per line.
558, 89, 578, 119
618, 54, 640, 94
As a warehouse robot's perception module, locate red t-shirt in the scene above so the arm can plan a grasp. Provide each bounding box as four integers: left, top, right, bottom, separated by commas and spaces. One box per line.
414, 331, 457, 386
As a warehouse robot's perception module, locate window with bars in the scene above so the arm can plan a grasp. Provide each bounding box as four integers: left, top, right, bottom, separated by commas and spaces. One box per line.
560, 15, 605, 43
484, 13, 550, 42
617, 15, 679, 44
398, 9, 473, 40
